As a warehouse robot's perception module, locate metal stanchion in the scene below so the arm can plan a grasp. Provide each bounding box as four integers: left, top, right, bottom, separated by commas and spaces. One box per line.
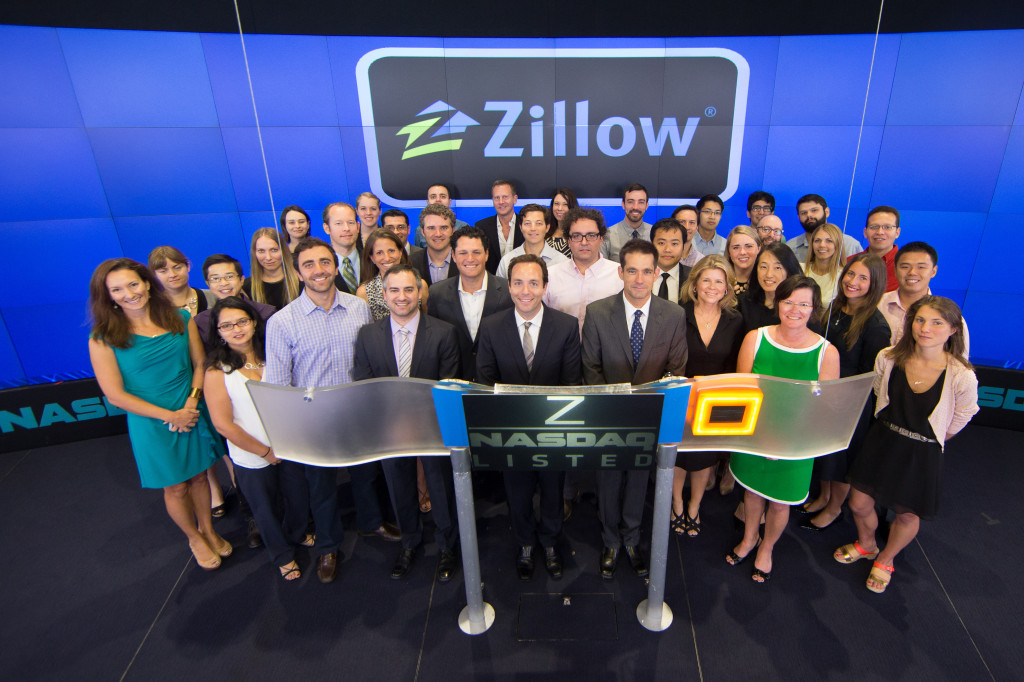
450, 446, 495, 635
636, 442, 676, 632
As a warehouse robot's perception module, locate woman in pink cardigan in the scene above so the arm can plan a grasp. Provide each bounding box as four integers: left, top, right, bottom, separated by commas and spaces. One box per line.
833, 296, 978, 593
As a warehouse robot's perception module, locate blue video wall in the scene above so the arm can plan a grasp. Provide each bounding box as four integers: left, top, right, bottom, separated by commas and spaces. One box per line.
1, 26, 1022, 385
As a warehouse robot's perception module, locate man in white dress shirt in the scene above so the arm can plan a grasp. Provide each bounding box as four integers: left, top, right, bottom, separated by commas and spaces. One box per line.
496, 204, 567, 279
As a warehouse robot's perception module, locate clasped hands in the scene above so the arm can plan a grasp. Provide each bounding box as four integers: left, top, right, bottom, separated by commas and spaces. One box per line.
166, 406, 200, 432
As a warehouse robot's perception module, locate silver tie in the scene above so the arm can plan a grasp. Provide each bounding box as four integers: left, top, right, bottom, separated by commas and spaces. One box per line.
522, 321, 534, 371
397, 328, 411, 378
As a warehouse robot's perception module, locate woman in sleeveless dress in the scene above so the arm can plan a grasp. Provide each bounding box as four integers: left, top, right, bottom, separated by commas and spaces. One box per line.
242, 228, 302, 310
88, 258, 230, 571
356, 228, 427, 321
726, 275, 840, 583
835, 296, 978, 593
204, 297, 313, 581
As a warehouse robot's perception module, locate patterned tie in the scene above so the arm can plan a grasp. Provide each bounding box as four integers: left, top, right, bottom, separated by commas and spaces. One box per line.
397, 328, 411, 378
632, 229, 639, 240
522, 321, 534, 371
630, 309, 643, 365
658, 272, 671, 300
342, 257, 357, 291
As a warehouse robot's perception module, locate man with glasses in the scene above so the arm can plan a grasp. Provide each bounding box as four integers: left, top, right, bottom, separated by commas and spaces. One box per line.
746, 191, 775, 229
788, 194, 862, 262
693, 194, 726, 257
194, 254, 276, 350
601, 183, 652, 263
756, 214, 786, 246
849, 206, 901, 291
543, 207, 624, 334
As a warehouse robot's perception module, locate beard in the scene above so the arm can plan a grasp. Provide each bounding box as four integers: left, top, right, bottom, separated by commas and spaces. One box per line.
802, 216, 826, 234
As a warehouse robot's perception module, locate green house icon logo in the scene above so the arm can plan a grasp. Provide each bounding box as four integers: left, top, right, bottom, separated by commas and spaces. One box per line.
396, 100, 480, 160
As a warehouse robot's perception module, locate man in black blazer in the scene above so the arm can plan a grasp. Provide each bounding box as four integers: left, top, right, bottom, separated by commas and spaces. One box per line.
427, 225, 512, 382
650, 217, 693, 304
474, 179, 524, 274
476, 254, 582, 581
411, 203, 459, 285
353, 264, 462, 582
582, 239, 688, 580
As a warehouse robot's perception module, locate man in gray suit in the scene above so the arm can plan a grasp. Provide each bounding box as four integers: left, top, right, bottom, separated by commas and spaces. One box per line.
353, 264, 461, 582
427, 225, 513, 382
582, 239, 688, 580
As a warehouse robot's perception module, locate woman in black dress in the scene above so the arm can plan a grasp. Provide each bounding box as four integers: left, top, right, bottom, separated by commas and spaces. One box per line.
737, 241, 803, 334
835, 296, 978, 593
278, 205, 311, 252
801, 253, 890, 530
724, 225, 761, 296
671, 255, 744, 537
242, 228, 302, 310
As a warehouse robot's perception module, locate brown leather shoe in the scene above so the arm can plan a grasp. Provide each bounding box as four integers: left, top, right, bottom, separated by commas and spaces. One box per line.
317, 552, 338, 583
358, 521, 402, 542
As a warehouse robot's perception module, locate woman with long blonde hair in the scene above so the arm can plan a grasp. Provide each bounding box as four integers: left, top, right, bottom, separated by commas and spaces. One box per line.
242, 228, 302, 310
802, 223, 846, 305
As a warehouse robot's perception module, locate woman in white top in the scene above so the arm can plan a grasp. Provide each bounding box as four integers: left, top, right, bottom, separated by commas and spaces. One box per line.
801, 222, 846, 305
496, 204, 567, 279
203, 297, 312, 581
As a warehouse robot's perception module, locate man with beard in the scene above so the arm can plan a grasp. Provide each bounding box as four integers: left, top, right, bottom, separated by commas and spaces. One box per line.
787, 194, 862, 262
601, 183, 652, 263
756, 214, 786, 246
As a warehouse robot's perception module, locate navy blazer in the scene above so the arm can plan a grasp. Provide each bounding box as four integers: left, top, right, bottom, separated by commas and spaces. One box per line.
476, 305, 582, 388
474, 213, 525, 275
426, 275, 513, 382
581, 293, 688, 386
352, 313, 459, 382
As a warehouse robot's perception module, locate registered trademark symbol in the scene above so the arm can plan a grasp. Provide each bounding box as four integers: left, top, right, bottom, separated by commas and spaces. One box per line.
705, 106, 717, 117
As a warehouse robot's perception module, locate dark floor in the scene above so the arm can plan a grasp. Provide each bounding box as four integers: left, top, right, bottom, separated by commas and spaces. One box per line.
0, 425, 1018, 681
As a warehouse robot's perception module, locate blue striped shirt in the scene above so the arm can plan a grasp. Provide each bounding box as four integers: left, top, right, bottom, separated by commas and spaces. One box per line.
265, 289, 373, 388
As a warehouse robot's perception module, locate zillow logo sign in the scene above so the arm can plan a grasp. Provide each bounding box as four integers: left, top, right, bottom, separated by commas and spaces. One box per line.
356, 48, 749, 208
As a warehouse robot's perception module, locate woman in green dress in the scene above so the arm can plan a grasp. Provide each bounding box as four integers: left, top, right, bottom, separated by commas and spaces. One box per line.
88, 258, 230, 571
725, 275, 840, 583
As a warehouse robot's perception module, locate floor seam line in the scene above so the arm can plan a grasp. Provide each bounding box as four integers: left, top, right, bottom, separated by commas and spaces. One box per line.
118, 555, 192, 682
674, 534, 705, 682
412, 567, 438, 682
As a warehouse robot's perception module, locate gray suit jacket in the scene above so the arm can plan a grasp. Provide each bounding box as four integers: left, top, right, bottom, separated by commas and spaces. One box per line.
352, 314, 459, 382
427, 275, 513, 382
581, 293, 688, 386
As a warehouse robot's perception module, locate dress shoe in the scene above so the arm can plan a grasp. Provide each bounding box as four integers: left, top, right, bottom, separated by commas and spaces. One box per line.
624, 545, 649, 579
390, 548, 417, 580
437, 548, 459, 583
358, 521, 402, 542
246, 517, 263, 549
544, 546, 563, 579
600, 547, 618, 580
317, 552, 338, 583
516, 545, 535, 581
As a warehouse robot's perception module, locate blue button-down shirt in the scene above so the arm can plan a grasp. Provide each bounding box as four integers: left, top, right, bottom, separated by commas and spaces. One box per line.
265, 289, 373, 388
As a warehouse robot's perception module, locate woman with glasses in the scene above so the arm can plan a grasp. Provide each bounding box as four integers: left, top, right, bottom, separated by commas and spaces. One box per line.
243, 228, 302, 311
278, 205, 311, 252
672, 255, 744, 537
801, 253, 890, 531
725, 225, 761, 296
801, 223, 846, 305
204, 297, 313, 581
546, 188, 578, 257
726, 275, 840, 583
88, 258, 230, 571
836, 297, 977, 593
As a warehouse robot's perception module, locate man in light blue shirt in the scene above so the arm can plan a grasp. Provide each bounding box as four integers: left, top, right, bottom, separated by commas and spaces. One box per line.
692, 193, 726, 256
600, 183, 652, 262
787, 194, 862, 262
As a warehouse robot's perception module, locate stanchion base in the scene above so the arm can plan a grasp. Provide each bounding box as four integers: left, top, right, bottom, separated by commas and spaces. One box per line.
458, 602, 496, 635
636, 599, 673, 632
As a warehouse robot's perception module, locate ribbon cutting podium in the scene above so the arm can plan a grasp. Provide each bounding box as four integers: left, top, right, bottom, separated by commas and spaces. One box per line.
247, 372, 873, 635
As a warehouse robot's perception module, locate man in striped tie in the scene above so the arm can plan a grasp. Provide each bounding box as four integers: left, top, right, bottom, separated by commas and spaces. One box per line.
352, 264, 462, 582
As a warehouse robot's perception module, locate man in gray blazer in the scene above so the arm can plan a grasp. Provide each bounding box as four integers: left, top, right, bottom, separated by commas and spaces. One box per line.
353, 264, 461, 582
427, 225, 513, 382
582, 239, 688, 580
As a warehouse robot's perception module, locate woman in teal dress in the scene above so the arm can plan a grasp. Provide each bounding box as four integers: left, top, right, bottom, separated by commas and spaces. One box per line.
725, 275, 840, 583
88, 258, 230, 571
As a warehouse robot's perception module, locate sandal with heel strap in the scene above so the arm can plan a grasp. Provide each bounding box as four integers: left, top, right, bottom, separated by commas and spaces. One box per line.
866, 561, 894, 593
834, 540, 879, 564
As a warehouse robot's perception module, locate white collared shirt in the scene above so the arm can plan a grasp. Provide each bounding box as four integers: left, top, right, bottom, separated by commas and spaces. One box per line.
623, 294, 652, 338
656, 263, 681, 303
458, 273, 489, 341
496, 243, 568, 280
495, 214, 517, 258
514, 306, 544, 357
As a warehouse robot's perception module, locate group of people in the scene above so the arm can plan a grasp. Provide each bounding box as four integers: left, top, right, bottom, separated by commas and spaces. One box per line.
87, 180, 978, 596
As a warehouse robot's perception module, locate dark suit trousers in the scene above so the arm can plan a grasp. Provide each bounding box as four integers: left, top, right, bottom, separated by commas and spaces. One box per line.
349, 462, 387, 533
597, 469, 649, 549
381, 457, 457, 551
234, 461, 307, 568
287, 462, 344, 555
504, 470, 565, 548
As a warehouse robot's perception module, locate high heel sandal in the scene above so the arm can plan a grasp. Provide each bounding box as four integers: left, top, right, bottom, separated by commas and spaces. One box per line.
189, 539, 222, 571
670, 508, 687, 535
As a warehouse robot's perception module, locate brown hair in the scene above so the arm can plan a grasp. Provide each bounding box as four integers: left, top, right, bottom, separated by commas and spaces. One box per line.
825, 252, 887, 351
804, 223, 847, 277
89, 258, 184, 349
680, 254, 738, 309
887, 296, 972, 369
774, 274, 824, 323
249, 228, 301, 306
360, 228, 410, 285
147, 245, 189, 273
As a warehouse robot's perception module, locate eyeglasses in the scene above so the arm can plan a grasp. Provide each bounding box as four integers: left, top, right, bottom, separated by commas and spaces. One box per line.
217, 318, 254, 331
778, 300, 813, 310
700, 209, 722, 217
208, 273, 239, 284
758, 227, 784, 235
866, 224, 898, 232
750, 206, 773, 215
568, 233, 602, 243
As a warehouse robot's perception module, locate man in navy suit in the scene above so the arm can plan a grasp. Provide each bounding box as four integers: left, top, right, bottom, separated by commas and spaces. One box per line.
474, 179, 524, 274
353, 264, 461, 582
476, 254, 582, 580
410, 203, 459, 285
582, 239, 688, 580
427, 225, 512, 382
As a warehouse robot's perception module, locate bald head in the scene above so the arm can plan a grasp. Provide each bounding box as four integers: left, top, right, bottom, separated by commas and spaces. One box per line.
757, 214, 784, 245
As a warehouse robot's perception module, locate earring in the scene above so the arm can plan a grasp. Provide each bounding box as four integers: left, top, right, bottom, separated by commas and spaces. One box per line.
112, 302, 119, 309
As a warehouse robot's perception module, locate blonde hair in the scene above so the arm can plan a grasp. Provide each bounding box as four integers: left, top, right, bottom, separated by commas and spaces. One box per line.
681, 254, 738, 310
804, 223, 846, 277
249, 228, 301, 306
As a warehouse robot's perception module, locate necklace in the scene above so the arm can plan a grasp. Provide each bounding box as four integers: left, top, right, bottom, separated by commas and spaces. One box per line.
175, 288, 197, 311
694, 307, 720, 330
244, 361, 266, 370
